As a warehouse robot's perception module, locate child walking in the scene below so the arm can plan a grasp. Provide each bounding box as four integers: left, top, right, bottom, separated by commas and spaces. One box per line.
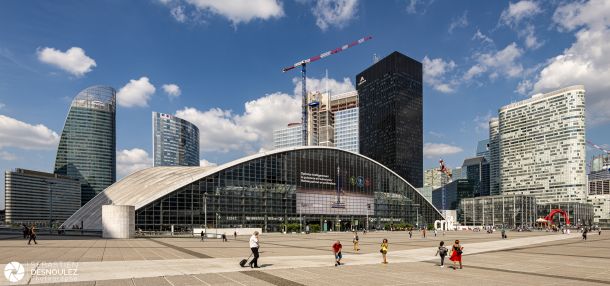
435, 241, 448, 268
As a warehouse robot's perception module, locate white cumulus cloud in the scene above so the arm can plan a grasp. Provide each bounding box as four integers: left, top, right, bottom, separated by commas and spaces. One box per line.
116, 148, 152, 178
0, 115, 59, 150
529, 0, 610, 125
162, 83, 181, 98
177, 76, 351, 154
500, 0, 541, 26
423, 143, 463, 158
463, 42, 523, 80
117, 77, 156, 108
37, 47, 96, 77
184, 0, 284, 25
423, 56, 457, 93
200, 159, 217, 167
311, 0, 359, 31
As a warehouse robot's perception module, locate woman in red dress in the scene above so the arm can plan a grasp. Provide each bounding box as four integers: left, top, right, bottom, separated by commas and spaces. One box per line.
449, 239, 463, 269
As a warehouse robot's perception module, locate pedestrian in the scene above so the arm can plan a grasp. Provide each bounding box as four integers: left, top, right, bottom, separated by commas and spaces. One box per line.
599, 228, 602, 235
28, 225, 37, 245
248, 231, 260, 268
423, 228, 426, 238
234, 230, 237, 240
434, 229, 437, 237
501, 228, 506, 239
222, 233, 228, 242
332, 240, 343, 266
201, 230, 204, 241
435, 241, 448, 268
582, 229, 588, 240
380, 238, 388, 264
22, 224, 29, 239
353, 232, 360, 252
449, 240, 463, 269
409, 229, 412, 239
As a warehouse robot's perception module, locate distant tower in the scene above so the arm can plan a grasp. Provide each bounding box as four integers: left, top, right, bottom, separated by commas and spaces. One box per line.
152, 112, 200, 167
54, 86, 116, 206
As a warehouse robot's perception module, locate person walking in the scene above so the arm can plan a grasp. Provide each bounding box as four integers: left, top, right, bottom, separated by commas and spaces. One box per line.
201, 230, 205, 241
332, 240, 343, 266
352, 232, 360, 252
501, 228, 507, 239
422, 228, 426, 238
408, 229, 412, 239
248, 231, 260, 268
22, 224, 29, 239
380, 238, 389, 264
449, 240, 463, 269
582, 228, 588, 240
434, 229, 437, 237
234, 230, 237, 240
28, 225, 37, 245
222, 233, 228, 242
435, 241, 448, 268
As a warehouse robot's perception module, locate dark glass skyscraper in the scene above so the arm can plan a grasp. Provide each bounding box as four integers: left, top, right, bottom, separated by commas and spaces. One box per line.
356, 51, 423, 187
54, 86, 116, 205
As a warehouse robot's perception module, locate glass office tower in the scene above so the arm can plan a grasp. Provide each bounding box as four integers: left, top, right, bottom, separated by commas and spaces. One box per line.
54, 86, 116, 206
357, 51, 423, 187
152, 112, 200, 167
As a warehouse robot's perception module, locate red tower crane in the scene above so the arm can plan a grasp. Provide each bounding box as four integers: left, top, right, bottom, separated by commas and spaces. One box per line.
282, 36, 372, 146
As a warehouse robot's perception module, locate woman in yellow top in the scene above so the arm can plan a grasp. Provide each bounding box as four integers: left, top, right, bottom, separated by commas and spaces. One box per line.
380, 238, 388, 264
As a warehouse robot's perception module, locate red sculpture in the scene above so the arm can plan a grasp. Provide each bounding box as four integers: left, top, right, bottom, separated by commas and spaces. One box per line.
544, 209, 570, 225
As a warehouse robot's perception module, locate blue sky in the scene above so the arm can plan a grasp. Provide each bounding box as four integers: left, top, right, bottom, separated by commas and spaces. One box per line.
1, 0, 610, 208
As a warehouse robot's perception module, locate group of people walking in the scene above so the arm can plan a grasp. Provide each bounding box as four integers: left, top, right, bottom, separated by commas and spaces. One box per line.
436, 240, 463, 269
239, 230, 465, 270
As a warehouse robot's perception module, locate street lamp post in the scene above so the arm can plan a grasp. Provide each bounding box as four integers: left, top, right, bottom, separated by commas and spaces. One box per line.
412, 204, 420, 229
203, 193, 207, 236
366, 203, 370, 232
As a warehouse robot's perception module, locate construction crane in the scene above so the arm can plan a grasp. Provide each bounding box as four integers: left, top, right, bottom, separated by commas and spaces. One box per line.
586, 140, 610, 154
282, 35, 373, 146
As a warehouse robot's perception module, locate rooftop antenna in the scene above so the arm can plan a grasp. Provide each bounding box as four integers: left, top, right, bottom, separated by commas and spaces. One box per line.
373, 53, 380, 63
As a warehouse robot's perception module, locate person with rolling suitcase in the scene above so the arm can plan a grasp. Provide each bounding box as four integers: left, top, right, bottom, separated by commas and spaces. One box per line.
248, 231, 260, 268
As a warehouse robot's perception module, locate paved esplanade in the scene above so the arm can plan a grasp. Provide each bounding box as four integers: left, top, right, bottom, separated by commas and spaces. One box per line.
1, 231, 609, 285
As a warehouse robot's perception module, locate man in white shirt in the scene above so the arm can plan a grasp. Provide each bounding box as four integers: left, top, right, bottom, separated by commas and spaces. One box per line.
249, 231, 260, 268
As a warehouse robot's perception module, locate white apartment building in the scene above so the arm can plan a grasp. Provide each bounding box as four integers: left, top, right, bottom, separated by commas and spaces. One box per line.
498, 85, 587, 204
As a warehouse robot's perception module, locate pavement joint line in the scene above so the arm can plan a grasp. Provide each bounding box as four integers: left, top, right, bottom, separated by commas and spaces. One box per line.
240, 270, 306, 286
217, 272, 247, 286
507, 250, 610, 260
162, 275, 175, 286
147, 238, 212, 259
191, 274, 211, 286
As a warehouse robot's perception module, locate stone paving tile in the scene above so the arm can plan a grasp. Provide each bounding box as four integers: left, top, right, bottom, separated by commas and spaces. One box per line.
132, 276, 172, 286
165, 275, 206, 286
94, 278, 135, 286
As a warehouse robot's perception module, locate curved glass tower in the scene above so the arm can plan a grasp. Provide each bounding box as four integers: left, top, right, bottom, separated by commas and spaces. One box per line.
152, 112, 200, 167
54, 86, 116, 205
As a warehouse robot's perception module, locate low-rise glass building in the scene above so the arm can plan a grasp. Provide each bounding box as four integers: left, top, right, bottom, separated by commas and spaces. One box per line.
63, 147, 442, 232
459, 194, 537, 228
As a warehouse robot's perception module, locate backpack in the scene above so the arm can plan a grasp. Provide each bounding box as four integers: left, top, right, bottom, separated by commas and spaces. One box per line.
439, 246, 448, 256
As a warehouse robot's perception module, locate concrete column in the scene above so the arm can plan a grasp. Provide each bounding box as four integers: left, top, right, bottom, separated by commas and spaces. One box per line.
102, 205, 135, 239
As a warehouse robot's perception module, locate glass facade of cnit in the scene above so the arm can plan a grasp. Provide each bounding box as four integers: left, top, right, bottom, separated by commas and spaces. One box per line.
498, 85, 586, 204
135, 148, 442, 232
54, 86, 116, 206
357, 51, 423, 187
153, 112, 200, 167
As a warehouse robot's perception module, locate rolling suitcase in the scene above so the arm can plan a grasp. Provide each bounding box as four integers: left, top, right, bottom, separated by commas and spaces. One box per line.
239, 253, 253, 267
